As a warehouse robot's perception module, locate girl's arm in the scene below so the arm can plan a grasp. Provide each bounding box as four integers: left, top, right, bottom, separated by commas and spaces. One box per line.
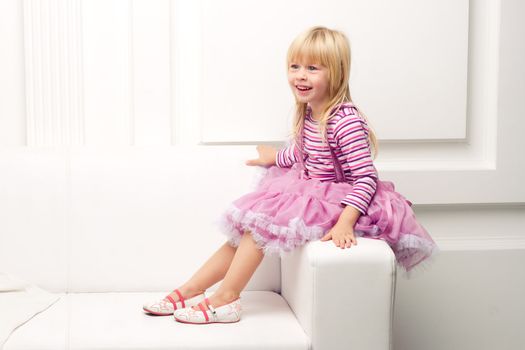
275, 142, 300, 168
338, 204, 362, 226
246, 145, 278, 167
334, 112, 379, 216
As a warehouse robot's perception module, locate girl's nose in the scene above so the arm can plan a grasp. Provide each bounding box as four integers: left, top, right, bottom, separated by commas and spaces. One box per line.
298, 68, 307, 80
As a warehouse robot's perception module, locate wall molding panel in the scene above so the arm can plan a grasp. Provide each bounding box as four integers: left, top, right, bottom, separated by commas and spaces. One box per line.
199, 0, 470, 143
23, 0, 85, 146
130, 0, 171, 146
171, 0, 202, 146
80, 0, 172, 146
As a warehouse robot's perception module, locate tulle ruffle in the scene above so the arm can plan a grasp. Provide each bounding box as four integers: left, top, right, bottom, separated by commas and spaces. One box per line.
216, 203, 326, 257
215, 164, 440, 276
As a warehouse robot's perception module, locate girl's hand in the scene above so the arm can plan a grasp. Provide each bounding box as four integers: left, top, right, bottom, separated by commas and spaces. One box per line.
320, 221, 357, 249
245, 145, 278, 167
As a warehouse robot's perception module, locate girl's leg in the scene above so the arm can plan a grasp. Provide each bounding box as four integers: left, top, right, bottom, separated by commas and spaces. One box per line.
166, 240, 237, 301
191, 230, 264, 310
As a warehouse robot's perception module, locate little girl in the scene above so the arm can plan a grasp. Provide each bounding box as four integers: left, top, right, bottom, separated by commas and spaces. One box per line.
143, 26, 439, 324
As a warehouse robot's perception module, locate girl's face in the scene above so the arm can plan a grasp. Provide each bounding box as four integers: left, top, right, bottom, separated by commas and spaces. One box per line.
287, 59, 330, 112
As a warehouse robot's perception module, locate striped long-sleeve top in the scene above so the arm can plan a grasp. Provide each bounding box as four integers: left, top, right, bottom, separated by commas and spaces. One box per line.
275, 103, 379, 215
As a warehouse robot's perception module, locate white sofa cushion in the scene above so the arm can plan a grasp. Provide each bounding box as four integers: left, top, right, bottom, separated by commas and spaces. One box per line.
4, 291, 310, 350
0, 148, 281, 293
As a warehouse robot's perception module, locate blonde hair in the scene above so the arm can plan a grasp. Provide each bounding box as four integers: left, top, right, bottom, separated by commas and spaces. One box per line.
286, 26, 378, 159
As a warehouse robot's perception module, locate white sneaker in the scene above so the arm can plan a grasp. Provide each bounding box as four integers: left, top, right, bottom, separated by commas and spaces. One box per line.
174, 296, 242, 324
143, 289, 206, 316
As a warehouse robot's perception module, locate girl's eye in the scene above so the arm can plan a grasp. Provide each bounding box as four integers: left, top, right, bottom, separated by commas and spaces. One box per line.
308, 66, 318, 71
290, 64, 299, 69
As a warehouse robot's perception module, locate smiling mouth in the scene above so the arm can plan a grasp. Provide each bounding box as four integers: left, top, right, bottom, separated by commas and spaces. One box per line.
296, 85, 312, 91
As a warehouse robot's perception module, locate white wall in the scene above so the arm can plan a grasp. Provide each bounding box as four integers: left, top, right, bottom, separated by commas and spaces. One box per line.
1, 0, 524, 349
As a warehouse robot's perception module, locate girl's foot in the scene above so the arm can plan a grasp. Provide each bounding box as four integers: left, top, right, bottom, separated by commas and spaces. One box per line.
166, 285, 206, 304
190, 291, 238, 311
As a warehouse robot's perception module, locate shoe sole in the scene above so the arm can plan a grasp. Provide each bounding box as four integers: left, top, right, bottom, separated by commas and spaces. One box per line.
143, 307, 173, 316
174, 316, 240, 324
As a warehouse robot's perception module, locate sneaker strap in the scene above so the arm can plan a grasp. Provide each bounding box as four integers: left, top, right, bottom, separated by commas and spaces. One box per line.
197, 302, 210, 322
165, 295, 178, 310
173, 289, 185, 308
204, 298, 217, 320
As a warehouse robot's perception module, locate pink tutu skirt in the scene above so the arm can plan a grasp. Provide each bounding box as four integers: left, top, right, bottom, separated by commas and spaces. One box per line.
217, 163, 440, 275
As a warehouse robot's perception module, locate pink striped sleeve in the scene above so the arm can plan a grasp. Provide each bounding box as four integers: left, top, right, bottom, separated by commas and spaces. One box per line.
275, 142, 299, 168
334, 114, 378, 215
